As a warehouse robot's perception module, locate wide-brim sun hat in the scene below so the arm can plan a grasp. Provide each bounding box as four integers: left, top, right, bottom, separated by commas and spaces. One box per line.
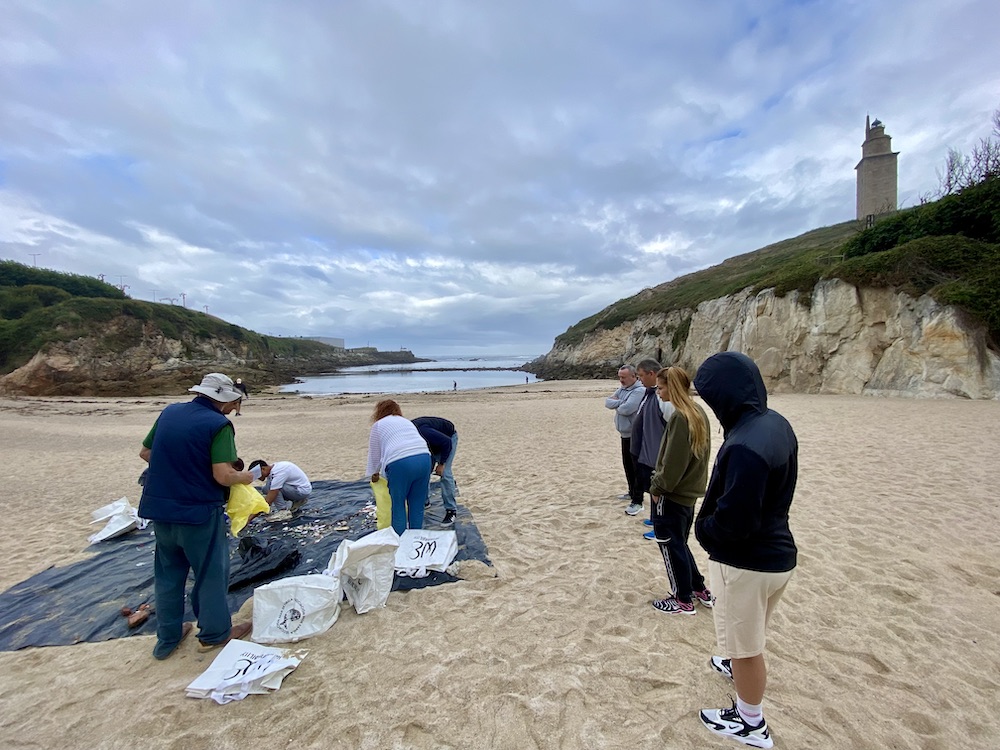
189, 372, 244, 403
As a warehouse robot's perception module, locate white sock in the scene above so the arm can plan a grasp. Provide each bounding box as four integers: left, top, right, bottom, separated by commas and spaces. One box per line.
737, 698, 763, 726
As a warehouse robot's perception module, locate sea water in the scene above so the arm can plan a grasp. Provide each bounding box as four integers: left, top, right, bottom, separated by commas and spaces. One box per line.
278, 355, 541, 395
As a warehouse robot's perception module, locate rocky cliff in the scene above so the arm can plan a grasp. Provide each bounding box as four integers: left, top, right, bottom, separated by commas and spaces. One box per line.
529, 279, 1000, 399
0, 316, 419, 397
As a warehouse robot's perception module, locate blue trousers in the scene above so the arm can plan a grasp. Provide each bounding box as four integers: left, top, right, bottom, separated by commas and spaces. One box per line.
152, 507, 232, 647
437, 433, 459, 512
386, 453, 432, 535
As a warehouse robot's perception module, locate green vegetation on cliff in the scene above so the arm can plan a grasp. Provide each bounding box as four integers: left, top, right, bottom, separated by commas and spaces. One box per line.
0, 261, 398, 380
556, 177, 1000, 348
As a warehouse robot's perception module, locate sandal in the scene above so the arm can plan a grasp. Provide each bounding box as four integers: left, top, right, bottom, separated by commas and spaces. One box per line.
152, 622, 194, 660
197, 621, 253, 652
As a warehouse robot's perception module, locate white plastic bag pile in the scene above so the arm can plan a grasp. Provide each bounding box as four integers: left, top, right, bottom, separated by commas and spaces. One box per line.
185, 639, 306, 704
87, 497, 148, 544
250, 527, 460, 644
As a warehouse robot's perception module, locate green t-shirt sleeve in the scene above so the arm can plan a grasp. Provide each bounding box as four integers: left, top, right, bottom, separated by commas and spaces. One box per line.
209, 424, 238, 464
142, 420, 158, 449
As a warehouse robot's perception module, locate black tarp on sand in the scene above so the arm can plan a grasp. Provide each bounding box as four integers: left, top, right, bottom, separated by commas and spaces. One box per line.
0, 479, 491, 651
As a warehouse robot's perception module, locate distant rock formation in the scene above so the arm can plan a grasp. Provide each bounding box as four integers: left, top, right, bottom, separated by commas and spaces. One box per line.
0, 317, 419, 397
529, 279, 1000, 399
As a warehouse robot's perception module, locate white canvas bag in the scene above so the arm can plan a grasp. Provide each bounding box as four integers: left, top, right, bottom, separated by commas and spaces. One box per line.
252, 572, 341, 644
394, 529, 458, 577
330, 527, 400, 614
185, 639, 306, 704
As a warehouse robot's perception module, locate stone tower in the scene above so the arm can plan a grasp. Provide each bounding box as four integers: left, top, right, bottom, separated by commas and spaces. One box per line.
855, 115, 899, 221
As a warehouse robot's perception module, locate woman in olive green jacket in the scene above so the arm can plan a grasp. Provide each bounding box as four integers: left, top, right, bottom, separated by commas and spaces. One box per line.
649, 366, 713, 615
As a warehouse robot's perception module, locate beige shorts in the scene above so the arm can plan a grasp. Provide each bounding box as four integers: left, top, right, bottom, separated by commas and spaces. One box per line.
709, 560, 794, 659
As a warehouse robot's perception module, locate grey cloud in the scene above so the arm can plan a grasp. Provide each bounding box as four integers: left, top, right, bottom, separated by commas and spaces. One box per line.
2, 0, 998, 355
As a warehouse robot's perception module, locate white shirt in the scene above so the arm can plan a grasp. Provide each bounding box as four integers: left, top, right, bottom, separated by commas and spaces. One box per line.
269, 461, 312, 494
366, 415, 430, 475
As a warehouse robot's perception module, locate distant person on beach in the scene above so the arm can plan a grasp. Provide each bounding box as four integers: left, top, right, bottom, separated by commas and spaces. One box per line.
138, 372, 254, 660
604, 365, 644, 504
648, 366, 713, 615
627, 358, 673, 517
233, 378, 249, 416
412, 416, 459, 526
248, 459, 312, 513
366, 399, 432, 535
453, 381, 457, 391
693, 352, 798, 748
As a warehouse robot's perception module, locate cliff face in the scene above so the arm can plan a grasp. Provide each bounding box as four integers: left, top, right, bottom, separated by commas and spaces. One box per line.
0, 317, 418, 396
530, 279, 1000, 399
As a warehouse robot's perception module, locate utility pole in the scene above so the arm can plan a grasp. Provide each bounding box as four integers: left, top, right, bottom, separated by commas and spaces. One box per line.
151, 289, 159, 302
180, 292, 187, 308
29, 253, 41, 267
117, 275, 127, 289
203, 305, 209, 314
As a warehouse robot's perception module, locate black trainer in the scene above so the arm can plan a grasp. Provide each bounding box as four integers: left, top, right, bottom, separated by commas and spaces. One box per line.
442, 510, 456, 526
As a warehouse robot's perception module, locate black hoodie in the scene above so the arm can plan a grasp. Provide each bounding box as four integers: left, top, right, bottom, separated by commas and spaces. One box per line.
694, 352, 798, 572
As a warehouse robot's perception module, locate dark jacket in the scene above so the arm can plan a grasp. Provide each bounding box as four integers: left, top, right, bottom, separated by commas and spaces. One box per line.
412, 416, 456, 463
630, 387, 666, 468
139, 397, 232, 524
694, 352, 798, 572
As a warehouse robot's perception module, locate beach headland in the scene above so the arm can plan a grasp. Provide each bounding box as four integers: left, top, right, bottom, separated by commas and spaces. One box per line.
1, 383, 998, 749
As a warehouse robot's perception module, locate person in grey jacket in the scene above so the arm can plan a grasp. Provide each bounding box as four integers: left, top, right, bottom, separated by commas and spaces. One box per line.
628, 358, 675, 516
604, 365, 645, 504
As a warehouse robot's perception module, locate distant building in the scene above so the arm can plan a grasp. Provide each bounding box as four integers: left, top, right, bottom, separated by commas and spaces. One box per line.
855, 115, 899, 223
308, 337, 346, 351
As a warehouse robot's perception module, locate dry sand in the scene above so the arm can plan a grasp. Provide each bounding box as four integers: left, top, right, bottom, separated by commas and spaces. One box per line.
1, 383, 999, 749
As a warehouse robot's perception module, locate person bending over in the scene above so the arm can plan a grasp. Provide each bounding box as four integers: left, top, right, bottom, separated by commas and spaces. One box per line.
412, 416, 459, 526
366, 399, 432, 535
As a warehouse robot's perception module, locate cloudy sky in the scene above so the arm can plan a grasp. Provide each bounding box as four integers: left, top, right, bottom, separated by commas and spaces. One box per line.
1, 1, 998, 356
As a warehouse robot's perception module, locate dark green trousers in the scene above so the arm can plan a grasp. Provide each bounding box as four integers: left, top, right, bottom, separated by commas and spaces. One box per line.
152, 507, 231, 648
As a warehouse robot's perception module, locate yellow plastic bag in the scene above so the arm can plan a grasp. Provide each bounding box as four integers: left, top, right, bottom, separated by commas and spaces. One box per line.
227, 483, 270, 536
371, 477, 392, 530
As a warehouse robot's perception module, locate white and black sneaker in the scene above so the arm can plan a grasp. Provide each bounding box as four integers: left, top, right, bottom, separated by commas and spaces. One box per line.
710, 655, 733, 680
442, 510, 456, 526
624, 503, 643, 516
699, 702, 772, 748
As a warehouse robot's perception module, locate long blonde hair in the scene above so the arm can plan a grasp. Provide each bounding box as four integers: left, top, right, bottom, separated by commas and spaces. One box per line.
657, 366, 709, 458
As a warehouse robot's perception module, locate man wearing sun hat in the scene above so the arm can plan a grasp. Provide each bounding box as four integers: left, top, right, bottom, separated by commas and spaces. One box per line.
138, 372, 254, 659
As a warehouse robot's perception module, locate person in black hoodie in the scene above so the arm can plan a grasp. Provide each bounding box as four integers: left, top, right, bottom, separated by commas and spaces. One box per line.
693, 352, 798, 749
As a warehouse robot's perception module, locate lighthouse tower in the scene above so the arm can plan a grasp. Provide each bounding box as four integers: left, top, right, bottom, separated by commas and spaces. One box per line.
855, 115, 899, 222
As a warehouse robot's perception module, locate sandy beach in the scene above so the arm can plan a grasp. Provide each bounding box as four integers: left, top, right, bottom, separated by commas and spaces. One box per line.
1, 382, 999, 750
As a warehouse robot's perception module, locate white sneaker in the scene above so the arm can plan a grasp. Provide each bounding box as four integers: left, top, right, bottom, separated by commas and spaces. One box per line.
624, 503, 642, 516
710, 655, 733, 680
617, 493, 631, 500
700, 702, 772, 748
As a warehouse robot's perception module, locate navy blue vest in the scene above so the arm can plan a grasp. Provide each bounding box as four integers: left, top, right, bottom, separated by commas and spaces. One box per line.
138, 397, 233, 524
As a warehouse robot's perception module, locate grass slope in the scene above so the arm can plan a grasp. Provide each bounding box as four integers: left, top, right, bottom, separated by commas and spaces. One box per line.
0, 261, 339, 376
556, 178, 1000, 349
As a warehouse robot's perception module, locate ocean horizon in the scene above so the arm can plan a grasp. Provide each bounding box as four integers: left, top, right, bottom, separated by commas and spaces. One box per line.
279, 354, 542, 395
